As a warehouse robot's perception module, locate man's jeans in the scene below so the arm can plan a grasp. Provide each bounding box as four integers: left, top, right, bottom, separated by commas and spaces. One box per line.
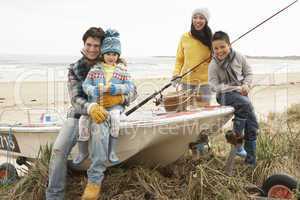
46, 118, 109, 199
216, 91, 259, 140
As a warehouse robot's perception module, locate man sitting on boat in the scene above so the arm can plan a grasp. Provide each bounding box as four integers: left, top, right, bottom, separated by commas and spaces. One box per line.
46, 27, 137, 200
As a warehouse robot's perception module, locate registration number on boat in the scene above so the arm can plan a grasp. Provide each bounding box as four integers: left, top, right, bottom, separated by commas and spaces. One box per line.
0, 132, 20, 153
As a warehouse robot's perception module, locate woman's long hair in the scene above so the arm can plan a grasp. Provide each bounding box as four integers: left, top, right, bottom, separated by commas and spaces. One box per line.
190, 23, 212, 50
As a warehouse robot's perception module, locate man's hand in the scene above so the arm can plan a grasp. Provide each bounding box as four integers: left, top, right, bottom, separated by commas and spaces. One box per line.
88, 103, 108, 123
80, 48, 98, 66
100, 94, 124, 108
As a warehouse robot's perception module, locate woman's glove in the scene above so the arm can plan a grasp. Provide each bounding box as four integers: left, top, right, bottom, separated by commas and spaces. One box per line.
88, 103, 108, 123
101, 94, 124, 108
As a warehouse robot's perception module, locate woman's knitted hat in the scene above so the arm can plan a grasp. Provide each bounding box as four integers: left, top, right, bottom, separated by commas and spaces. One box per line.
101, 29, 121, 55
192, 8, 210, 22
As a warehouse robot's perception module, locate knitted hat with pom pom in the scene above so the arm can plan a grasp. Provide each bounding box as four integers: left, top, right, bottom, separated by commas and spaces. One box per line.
101, 29, 121, 55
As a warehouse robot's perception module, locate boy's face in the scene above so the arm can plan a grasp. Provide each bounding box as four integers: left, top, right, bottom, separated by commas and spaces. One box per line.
212, 39, 231, 61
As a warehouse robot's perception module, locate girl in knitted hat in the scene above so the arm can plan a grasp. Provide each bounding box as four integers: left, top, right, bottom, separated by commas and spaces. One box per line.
73, 29, 136, 166
172, 7, 212, 105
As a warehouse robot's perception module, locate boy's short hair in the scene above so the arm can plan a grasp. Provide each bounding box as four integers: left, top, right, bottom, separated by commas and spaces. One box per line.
82, 27, 105, 43
212, 31, 230, 45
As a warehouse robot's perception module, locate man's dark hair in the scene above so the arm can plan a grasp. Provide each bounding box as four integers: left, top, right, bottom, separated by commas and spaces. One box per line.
82, 27, 105, 43
212, 31, 230, 45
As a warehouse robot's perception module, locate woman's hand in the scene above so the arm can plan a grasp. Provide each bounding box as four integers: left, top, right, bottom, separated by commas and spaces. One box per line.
171, 75, 181, 87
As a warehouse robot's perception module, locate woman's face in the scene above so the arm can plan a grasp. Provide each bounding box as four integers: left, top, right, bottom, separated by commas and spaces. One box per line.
192, 14, 207, 31
103, 52, 119, 65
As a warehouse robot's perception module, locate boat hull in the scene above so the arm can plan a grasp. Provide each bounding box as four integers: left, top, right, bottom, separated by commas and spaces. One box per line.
0, 106, 234, 168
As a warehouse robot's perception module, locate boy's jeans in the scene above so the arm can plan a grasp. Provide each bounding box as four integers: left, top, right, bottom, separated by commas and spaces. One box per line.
46, 117, 109, 200
216, 91, 259, 140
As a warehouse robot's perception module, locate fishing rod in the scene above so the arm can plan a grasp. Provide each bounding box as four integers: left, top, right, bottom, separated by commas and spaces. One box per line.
125, 0, 298, 116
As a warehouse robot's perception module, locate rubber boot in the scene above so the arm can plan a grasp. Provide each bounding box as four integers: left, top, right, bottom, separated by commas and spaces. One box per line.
244, 140, 256, 166
73, 141, 89, 165
81, 182, 101, 200
236, 144, 247, 158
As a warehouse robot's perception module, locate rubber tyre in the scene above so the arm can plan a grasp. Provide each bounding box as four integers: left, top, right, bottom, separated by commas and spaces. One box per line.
261, 173, 299, 199
0, 162, 18, 185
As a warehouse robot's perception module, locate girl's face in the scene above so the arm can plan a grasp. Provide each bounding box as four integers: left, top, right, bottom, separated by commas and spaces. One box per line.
212, 39, 231, 61
103, 52, 119, 65
192, 14, 207, 31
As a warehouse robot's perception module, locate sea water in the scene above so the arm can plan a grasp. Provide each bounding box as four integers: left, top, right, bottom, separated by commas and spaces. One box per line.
0, 54, 300, 82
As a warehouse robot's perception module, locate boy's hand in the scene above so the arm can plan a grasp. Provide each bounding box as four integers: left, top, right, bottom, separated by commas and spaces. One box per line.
241, 84, 250, 96
88, 103, 108, 123
101, 94, 124, 108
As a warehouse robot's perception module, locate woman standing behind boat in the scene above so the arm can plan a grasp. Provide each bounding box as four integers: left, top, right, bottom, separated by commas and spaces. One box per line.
172, 8, 212, 106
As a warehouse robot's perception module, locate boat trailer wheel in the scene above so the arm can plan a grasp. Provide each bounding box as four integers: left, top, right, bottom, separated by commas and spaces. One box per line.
261, 174, 299, 199
0, 162, 18, 185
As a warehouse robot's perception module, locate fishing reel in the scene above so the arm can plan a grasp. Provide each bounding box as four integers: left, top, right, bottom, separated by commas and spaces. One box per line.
153, 92, 163, 106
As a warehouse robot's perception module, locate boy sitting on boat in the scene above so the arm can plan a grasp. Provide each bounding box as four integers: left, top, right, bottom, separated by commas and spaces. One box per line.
208, 31, 259, 166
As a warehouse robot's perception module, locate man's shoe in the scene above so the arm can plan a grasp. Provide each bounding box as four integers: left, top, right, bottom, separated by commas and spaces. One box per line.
82, 182, 101, 200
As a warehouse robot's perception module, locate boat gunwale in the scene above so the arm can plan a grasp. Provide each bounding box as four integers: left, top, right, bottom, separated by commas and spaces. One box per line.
0, 106, 234, 133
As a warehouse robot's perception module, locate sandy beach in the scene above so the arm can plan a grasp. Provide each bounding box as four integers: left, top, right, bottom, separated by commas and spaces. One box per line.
0, 72, 300, 124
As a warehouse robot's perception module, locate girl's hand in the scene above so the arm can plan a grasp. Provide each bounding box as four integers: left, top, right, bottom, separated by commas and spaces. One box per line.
104, 83, 111, 93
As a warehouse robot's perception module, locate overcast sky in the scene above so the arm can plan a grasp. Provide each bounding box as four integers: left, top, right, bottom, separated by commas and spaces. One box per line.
0, 0, 299, 57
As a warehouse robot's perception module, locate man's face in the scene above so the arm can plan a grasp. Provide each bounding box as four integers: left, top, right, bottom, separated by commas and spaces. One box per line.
83, 37, 101, 60
212, 39, 231, 61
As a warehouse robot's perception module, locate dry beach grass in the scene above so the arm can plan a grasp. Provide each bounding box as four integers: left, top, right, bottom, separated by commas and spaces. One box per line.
1, 104, 300, 199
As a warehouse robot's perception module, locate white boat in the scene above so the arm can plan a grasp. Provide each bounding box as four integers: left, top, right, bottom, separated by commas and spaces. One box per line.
0, 106, 234, 170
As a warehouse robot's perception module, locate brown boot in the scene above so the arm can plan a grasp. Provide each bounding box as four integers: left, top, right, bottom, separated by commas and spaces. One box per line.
81, 182, 101, 200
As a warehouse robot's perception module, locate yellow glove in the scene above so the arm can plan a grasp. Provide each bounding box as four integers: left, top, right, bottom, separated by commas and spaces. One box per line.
100, 94, 124, 108
88, 103, 108, 123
